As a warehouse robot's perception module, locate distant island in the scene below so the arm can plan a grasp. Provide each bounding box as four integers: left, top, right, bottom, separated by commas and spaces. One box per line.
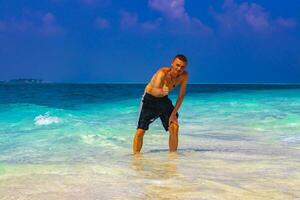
1, 79, 44, 84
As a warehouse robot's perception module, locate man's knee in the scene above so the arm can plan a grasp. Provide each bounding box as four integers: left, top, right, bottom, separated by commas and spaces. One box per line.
135, 128, 145, 138
169, 123, 179, 133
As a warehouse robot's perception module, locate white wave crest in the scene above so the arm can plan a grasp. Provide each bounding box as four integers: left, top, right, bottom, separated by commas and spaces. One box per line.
34, 114, 61, 125
282, 135, 300, 143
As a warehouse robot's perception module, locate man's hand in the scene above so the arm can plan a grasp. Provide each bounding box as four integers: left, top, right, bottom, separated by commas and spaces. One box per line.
162, 84, 169, 96
169, 112, 178, 126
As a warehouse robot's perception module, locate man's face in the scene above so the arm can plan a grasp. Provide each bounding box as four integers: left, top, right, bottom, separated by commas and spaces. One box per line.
171, 58, 187, 75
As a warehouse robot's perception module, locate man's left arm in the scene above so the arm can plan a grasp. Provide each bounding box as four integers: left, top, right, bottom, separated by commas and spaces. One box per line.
169, 72, 189, 124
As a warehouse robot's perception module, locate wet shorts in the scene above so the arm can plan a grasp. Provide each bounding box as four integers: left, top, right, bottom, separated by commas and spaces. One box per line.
136, 92, 179, 132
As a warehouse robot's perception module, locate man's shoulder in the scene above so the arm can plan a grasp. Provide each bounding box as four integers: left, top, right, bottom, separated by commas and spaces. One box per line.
156, 67, 170, 75
158, 67, 170, 73
181, 71, 189, 78
179, 71, 189, 83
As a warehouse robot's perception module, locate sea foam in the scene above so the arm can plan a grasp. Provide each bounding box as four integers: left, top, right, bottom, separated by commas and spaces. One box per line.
282, 135, 300, 143
34, 113, 61, 125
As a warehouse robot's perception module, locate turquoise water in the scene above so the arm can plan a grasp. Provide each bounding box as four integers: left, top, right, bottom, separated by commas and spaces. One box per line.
0, 84, 300, 199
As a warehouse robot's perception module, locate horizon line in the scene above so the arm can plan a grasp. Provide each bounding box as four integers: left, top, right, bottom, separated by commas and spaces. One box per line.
1, 81, 300, 85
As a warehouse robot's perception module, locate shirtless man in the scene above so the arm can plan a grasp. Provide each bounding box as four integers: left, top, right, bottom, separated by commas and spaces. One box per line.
133, 54, 189, 154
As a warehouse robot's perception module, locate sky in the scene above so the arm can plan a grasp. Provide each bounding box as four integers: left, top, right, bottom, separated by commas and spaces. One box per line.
0, 0, 299, 83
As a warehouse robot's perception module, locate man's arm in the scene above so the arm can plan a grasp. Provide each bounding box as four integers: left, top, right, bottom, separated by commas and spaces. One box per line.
148, 69, 168, 96
172, 72, 189, 115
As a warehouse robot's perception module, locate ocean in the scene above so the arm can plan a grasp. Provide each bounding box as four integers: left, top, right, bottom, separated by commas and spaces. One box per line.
0, 83, 300, 199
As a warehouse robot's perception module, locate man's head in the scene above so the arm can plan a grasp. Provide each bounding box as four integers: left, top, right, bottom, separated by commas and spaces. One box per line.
171, 54, 188, 76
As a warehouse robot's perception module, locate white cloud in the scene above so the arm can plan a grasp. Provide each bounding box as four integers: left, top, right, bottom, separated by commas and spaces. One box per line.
0, 11, 63, 36
211, 0, 297, 33
148, 0, 212, 35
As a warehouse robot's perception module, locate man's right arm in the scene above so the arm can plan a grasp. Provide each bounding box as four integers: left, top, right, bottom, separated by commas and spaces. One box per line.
148, 69, 168, 96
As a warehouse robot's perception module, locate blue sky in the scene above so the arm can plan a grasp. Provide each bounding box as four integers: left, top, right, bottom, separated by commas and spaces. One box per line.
0, 0, 299, 83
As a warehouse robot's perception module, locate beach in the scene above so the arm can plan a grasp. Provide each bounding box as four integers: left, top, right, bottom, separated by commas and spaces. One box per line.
0, 84, 300, 199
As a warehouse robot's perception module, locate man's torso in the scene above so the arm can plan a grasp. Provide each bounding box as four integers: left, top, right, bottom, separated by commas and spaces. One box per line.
145, 67, 185, 97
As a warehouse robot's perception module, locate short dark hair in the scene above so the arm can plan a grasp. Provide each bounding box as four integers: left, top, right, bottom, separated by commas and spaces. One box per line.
173, 54, 188, 64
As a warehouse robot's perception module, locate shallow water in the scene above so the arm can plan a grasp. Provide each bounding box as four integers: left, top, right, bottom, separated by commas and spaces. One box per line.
0, 84, 300, 199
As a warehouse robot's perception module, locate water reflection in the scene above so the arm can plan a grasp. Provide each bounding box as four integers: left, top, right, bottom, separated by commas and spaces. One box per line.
131, 152, 178, 179
131, 152, 197, 199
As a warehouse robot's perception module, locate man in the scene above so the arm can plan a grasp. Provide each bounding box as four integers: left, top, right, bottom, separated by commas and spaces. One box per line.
133, 54, 189, 154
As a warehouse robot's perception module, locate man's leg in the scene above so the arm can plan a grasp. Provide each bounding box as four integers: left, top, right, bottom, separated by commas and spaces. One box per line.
133, 128, 145, 154
169, 122, 179, 152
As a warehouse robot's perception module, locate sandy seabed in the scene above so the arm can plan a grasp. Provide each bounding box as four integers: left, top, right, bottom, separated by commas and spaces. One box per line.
1, 134, 300, 200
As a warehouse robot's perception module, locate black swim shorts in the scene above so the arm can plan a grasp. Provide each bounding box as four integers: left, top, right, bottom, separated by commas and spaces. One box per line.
136, 92, 179, 132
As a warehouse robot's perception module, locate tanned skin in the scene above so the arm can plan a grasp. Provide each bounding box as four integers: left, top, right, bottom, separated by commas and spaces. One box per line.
133, 57, 188, 154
